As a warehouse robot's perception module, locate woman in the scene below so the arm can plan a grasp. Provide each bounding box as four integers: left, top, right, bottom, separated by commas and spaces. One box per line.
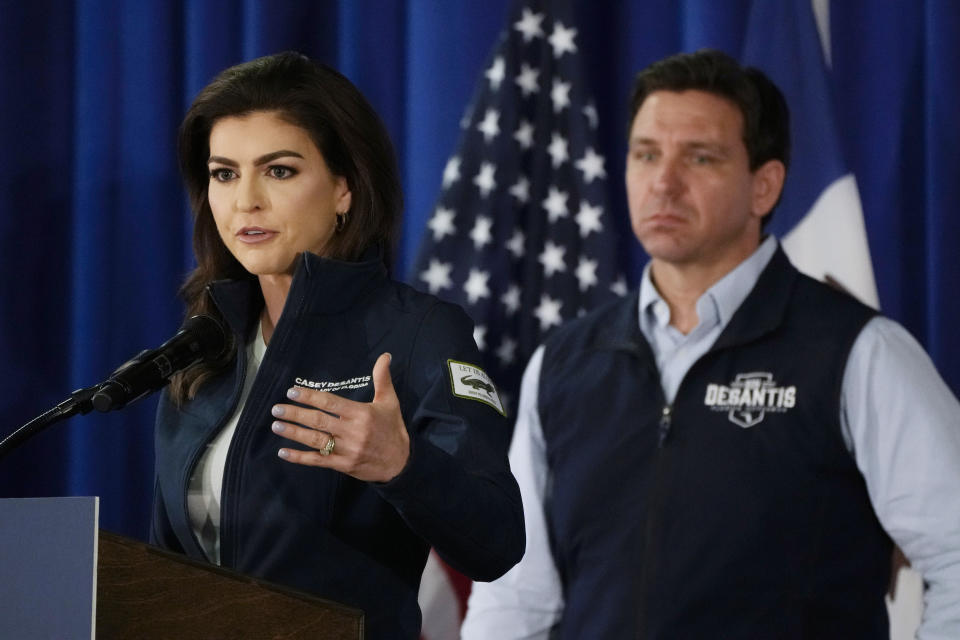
150, 52, 524, 638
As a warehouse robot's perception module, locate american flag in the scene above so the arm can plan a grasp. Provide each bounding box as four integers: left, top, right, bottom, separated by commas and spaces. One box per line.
413, 0, 624, 636
413, 0, 625, 420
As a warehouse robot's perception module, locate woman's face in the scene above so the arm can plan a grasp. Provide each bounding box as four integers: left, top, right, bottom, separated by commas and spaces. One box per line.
206, 110, 351, 277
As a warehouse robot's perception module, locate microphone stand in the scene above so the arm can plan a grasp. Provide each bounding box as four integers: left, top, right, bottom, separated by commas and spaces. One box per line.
0, 315, 225, 462
0, 386, 100, 461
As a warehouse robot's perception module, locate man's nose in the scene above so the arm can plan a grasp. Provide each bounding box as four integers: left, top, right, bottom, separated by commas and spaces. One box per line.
651, 157, 684, 196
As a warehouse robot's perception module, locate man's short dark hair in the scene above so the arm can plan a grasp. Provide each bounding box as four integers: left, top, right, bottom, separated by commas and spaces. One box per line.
629, 49, 790, 175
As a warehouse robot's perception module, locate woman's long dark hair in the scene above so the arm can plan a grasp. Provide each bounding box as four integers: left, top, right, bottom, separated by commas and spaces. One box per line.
169, 52, 402, 404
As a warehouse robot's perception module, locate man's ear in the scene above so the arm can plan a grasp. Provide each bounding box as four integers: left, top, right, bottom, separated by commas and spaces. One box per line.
751, 159, 786, 220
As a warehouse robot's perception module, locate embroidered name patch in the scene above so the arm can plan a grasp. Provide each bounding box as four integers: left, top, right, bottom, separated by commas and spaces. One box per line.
703, 371, 796, 428
294, 375, 372, 392
448, 360, 505, 416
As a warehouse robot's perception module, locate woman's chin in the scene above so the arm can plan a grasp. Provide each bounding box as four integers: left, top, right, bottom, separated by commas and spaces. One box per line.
236, 258, 298, 279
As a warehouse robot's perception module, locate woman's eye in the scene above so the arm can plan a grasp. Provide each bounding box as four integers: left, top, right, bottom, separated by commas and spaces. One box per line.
268, 165, 296, 179
210, 168, 235, 182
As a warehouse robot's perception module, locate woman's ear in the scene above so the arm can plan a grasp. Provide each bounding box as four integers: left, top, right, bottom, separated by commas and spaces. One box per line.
335, 176, 352, 213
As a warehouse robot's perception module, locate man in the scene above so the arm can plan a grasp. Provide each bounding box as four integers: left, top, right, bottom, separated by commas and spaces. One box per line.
462, 50, 960, 639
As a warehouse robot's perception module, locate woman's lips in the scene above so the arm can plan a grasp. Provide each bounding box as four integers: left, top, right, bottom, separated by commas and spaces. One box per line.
236, 227, 278, 244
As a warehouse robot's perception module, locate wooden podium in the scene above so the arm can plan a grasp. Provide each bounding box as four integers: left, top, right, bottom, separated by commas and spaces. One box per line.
0, 497, 362, 639
98, 531, 364, 639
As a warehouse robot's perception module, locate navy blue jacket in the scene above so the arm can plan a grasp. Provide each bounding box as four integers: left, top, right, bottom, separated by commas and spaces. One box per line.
151, 252, 524, 639
539, 248, 891, 639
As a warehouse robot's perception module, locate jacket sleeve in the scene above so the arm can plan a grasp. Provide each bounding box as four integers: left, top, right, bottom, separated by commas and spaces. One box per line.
373, 300, 525, 582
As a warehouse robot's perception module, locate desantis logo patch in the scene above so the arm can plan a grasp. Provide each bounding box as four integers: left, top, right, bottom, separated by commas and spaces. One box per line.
448, 360, 505, 416
704, 372, 796, 428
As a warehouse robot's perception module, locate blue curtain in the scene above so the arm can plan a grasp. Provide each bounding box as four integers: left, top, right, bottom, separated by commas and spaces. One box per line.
2, 1, 957, 539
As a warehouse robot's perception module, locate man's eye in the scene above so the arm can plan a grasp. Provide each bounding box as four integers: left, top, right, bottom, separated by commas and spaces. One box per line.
209, 168, 235, 182
631, 151, 656, 162
691, 154, 715, 165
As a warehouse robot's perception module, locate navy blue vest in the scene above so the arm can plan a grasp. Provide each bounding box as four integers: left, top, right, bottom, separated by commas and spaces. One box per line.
539, 248, 891, 639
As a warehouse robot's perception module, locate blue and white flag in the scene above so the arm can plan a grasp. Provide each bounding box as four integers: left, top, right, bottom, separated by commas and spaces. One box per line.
412, 0, 623, 414
742, 0, 878, 308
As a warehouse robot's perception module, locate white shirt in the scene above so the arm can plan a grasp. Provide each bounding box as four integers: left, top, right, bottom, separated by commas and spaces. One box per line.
186, 322, 266, 565
462, 237, 960, 640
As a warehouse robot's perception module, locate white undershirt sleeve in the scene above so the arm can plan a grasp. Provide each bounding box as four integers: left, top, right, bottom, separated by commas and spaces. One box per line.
461, 346, 563, 639
842, 317, 960, 640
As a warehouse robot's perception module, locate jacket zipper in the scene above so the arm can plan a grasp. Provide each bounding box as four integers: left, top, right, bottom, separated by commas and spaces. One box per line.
220, 289, 307, 567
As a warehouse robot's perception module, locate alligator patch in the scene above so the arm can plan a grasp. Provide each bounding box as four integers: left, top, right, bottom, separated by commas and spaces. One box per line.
448, 360, 505, 416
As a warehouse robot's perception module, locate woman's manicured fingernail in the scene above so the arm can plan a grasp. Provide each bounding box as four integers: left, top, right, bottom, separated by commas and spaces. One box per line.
287, 387, 300, 400
271, 405, 284, 417
271, 421, 285, 434
278, 449, 290, 459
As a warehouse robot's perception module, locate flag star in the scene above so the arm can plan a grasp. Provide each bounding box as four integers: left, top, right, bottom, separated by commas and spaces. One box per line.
575, 148, 607, 183
485, 56, 506, 90
575, 257, 599, 291
442, 156, 461, 188
473, 325, 487, 352
550, 79, 571, 113
514, 120, 535, 149
515, 64, 540, 96
495, 336, 518, 365
583, 103, 599, 129
501, 284, 522, 315
476, 108, 501, 143
611, 276, 629, 297
427, 207, 456, 241
575, 201, 604, 237
539, 241, 567, 277
470, 216, 494, 250
547, 132, 569, 168
514, 8, 545, 42
473, 162, 497, 197
542, 186, 569, 223
506, 229, 525, 258
548, 21, 578, 58
509, 177, 530, 204
534, 294, 564, 331
463, 269, 491, 304
419, 259, 453, 294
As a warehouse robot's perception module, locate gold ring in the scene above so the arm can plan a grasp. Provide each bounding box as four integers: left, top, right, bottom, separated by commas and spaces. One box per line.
320, 434, 336, 456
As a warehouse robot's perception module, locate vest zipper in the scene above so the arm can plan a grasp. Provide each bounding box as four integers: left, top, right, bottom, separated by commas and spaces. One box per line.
638, 403, 671, 633
658, 404, 672, 447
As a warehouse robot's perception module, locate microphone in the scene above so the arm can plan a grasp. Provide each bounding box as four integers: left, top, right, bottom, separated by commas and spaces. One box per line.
91, 315, 227, 412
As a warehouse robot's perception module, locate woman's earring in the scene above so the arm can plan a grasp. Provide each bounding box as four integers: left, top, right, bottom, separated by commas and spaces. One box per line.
335, 211, 347, 231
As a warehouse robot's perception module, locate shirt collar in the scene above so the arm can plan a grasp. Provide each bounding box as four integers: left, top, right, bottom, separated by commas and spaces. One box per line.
638, 235, 779, 332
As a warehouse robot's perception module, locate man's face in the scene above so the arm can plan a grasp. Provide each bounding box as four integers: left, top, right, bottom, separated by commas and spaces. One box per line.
625, 90, 777, 272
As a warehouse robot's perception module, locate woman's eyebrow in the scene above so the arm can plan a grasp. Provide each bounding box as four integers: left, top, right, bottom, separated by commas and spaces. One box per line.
207, 149, 305, 166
